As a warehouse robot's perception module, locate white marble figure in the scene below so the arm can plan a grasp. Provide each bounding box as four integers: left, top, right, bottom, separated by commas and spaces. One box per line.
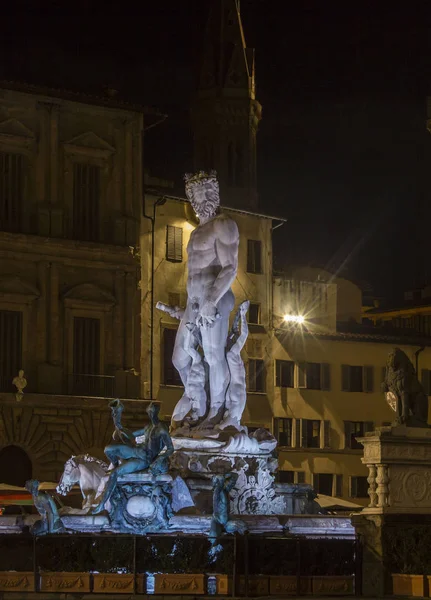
56, 454, 110, 514
12, 369, 27, 401
164, 171, 240, 432
219, 300, 250, 432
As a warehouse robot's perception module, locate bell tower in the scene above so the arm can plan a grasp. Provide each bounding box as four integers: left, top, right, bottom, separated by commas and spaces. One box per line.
191, 0, 262, 210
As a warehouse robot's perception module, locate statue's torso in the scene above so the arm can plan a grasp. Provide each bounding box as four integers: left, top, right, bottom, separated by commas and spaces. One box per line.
186, 215, 237, 301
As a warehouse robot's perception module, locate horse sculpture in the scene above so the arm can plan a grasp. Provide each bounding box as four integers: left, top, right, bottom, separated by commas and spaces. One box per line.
57, 454, 110, 513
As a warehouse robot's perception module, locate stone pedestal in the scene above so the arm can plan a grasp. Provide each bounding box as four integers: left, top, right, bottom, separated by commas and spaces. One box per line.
359, 425, 431, 514
354, 426, 431, 596
171, 447, 286, 515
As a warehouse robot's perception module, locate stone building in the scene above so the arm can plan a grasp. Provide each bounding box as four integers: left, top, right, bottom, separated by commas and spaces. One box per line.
0, 83, 149, 485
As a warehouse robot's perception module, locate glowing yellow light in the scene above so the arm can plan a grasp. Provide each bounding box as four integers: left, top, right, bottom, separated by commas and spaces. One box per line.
283, 314, 305, 324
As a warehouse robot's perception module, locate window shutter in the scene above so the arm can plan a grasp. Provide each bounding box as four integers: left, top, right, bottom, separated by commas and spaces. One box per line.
312, 473, 319, 492
297, 362, 307, 388
363, 366, 374, 393
350, 476, 357, 498
344, 421, 352, 449
301, 419, 308, 448
166, 225, 183, 262
273, 418, 279, 441
421, 369, 431, 396
321, 363, 331, 391
364, 421, 374, 433
295, 419, 301, 448
341, 365, 350, 391
275, 361, 281, 387
296, 471, 305, 484
336, 474, 343, 497
323, 420, 331, 448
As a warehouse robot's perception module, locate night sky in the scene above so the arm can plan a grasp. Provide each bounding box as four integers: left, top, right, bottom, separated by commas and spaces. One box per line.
2, 1, 430, 301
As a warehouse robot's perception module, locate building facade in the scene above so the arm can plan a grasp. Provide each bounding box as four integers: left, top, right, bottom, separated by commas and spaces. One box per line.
0, 84, 146, 485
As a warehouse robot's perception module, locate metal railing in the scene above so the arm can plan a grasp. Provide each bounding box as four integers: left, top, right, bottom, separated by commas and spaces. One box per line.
67, 373, 115, 398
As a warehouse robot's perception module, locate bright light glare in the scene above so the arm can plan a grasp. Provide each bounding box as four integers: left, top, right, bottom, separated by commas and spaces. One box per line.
283, 314, 305, 324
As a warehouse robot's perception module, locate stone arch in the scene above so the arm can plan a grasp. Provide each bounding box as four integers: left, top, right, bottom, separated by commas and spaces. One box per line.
0, 444, 32, 486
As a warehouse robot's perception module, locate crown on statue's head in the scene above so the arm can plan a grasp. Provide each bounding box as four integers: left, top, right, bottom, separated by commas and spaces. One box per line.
184, 170, 218, 195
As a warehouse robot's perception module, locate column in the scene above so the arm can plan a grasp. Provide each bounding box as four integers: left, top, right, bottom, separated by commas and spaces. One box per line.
36, 261, 49, 364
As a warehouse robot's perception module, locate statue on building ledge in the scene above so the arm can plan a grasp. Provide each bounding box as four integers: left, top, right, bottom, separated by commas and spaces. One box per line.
156, 170, 276, 456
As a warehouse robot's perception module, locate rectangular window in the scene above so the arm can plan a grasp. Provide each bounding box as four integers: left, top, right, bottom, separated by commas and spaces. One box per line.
422, 369, 431, 396
0, 309, 23, 390
313, 473, 333, 496
0, 152, 23, 232
168, 292, 180, 308
73, 317, 100, 375
247, 302, 261, 324
275, 360, 294, 388
248, 358, 265, 392
344, 421, 373, 449
247, 239, 262, 274
341, 365, 374, 392
350, 476, 369, 498
296, 362, 330, 390
163, 328, 183, 386
274, 418, 293, 446
73, 163, 100, 242
302, 419, 321, 448
278, 470, 294, 484
166, 225, 183, 262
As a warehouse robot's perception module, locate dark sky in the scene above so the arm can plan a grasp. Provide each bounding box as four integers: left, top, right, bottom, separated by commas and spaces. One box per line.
2, 1, 431, 301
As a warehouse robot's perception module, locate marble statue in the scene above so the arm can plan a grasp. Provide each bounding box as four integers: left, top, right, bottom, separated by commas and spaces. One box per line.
220, 300, 250, 432
12, 369, 27, 402
170, 170, 240, 431
382, 347, 429, 427
209, 472, 247, 546
57, 454, 110, 513
25, 479, 65, 535
92, 400, 174, 514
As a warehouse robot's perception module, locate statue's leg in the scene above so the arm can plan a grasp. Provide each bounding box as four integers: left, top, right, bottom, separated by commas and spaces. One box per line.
201, 292, 234, 423
172, 317, 194, 387
92, 459, 147, 514
105, 444, 137, 467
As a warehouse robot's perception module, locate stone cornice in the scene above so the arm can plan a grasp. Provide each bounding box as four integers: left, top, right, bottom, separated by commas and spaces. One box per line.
0, 232, 136, 269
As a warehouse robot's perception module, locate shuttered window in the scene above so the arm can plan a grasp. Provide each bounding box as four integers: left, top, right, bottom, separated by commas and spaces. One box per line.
274, 417, 293, 446
73, 317, 100, 375
163, 328, 182, 386
248, 359, 265, 392
247, 239, 262, 274
247, 303, 261, 324
0, 310, 23, 387
313, 473, 333, 496
166, 225, 183, 262
341, 365, 374, 392
0, 152, 23, 232
350, 476, 369, 498
344, 421, 374, 449
301, 419, 321, 448
275, 360, 294, 388
295, 362, 330, 390
73, 163, 100, 242
278, 470, 294, 484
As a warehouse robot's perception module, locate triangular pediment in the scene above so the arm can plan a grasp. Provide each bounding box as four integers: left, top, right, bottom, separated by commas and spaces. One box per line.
0, 118, 35, 139
64, 283, 115, 305
0, 276, 39, 297
65, 131, 115, 153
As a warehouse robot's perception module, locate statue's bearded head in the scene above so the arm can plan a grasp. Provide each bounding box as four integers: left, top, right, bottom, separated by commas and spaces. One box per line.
184, 170, 220, 220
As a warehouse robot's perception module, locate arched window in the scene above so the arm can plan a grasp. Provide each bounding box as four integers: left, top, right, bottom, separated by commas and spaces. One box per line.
0, 445, 32, 486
